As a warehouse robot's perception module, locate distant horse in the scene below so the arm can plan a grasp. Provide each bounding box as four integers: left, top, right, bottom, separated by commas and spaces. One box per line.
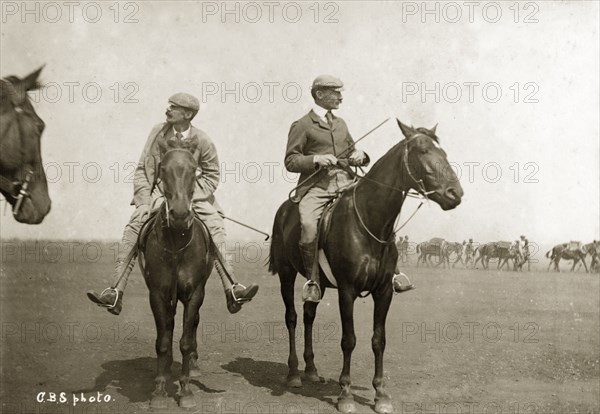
137, 147, 214, 409
269, 120, 463, 414
474, 242, 521, 271
0, 67, 51, 223
583, 241, 600, 273
546, 242, 589, 273
443, 241, 466, 268
416, 238, 447, 267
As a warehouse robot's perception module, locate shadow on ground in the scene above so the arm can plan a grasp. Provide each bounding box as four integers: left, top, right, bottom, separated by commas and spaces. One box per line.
74, 357, 225, 403
222, 357, 372, 409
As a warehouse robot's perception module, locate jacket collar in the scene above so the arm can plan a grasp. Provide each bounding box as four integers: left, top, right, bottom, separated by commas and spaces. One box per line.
309, 109, 336, 131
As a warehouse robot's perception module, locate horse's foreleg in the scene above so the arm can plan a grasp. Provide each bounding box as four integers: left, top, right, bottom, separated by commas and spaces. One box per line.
303, 288, 325, 382
178, 291, 204, 408
372, 288, 393, 414
337, 290, 357, 414
149, 291, 174, 409
279, 270, 301, 387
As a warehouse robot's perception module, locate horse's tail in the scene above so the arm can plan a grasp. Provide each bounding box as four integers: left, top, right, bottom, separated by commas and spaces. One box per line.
267, 208, 283, 275
545, 249, 552, 258
416, 243, 421, 253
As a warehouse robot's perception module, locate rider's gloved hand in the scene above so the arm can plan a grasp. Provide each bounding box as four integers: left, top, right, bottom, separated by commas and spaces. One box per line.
137, 204, 151, 224
348, 150, 367, 166
313, 154, 338, 168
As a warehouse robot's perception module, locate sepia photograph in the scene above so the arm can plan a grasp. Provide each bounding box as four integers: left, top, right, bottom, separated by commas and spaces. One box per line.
1, 1, 599, 413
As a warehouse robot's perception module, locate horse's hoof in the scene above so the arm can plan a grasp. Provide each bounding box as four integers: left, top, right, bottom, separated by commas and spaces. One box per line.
337, 397, 357, 413
150, 396, 168, 410
375, 398, 394, 414
304, 370, 320, 382
286, 374, 302, 388
179, 394, 196, 409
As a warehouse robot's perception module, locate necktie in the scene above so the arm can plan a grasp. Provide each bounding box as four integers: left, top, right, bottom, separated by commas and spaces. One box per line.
325, 111, 333, 127
176, 132, 183, 140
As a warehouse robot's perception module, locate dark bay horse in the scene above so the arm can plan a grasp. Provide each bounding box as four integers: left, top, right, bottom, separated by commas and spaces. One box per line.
0, 67, 51, 223
269, 120, 463, 414
137, 147, 213, 409
546, 242, 589, 273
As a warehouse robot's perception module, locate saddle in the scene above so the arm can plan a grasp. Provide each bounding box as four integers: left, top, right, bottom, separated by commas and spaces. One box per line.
310, 190, 350, 289
568, 241, 582, 251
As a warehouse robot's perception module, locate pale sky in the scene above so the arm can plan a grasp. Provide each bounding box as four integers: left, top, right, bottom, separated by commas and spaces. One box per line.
1, 1, 598, 248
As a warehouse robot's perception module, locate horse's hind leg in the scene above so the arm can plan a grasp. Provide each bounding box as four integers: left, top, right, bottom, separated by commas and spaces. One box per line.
178, 289, 204, 408
149, 291, 175, 409
372, 287, 393, 414
337, 290, 357, 414
279, 268, 301, 387
303, 287, 325, 382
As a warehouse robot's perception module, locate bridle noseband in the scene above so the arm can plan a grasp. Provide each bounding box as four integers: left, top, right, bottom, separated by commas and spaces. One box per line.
0, 78, 38, 217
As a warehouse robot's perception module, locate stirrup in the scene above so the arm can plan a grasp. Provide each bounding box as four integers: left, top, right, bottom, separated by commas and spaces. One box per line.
392, 272, 415, 294
230, 283, 252, 303
302, 280, 321, 303
99, 287, 120, 309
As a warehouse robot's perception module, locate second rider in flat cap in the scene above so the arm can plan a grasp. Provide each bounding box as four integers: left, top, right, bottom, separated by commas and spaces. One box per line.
87, 93, 259, 315
285, 75, 370, 302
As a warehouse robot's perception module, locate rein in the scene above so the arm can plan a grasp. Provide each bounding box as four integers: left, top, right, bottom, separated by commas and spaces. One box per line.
0, 78, 35, 216
350, 133, 437, 244
160, 200, 195, 255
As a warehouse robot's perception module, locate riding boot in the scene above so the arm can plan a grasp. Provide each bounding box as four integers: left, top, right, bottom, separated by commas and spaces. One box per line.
213, 250, 259, 314
300, 242, 321, 302
86, 242, 136, 316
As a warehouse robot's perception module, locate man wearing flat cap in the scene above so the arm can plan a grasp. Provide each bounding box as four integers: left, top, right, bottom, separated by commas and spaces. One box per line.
285, 75, 369, 302
87, 92, 258, 315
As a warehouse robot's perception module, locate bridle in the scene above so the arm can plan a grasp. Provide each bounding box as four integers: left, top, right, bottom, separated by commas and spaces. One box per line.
0, 78, 37, 217
158, 149, 198, 256
352, 133, 439, 244
160, 198, 195, 255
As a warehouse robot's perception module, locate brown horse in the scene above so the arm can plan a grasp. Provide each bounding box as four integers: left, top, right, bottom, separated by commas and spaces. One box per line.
269, 120, 463, 414
473, 242, 521, 271
0, 67, 51, 223
546, 242, 589, 273
137, 148, 214, 409
443, 241, 466, 268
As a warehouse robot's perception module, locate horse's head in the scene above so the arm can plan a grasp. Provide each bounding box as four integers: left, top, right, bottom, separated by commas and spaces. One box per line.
397, 119, 463, 210
0, 66, 50, 224
159, 145, 198, 231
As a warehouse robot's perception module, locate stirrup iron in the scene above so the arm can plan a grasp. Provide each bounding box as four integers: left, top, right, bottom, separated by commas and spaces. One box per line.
98, 287, 120, 308
231, 283, 252, 303
392, 272, 415, 294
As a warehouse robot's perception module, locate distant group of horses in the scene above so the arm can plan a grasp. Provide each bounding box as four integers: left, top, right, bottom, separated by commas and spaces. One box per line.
399, 237, 600, 273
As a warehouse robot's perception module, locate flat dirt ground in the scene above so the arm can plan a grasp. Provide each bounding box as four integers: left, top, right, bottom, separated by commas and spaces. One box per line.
1, 241, 598, 414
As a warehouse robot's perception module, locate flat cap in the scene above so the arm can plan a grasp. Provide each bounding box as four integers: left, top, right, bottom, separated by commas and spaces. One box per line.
311, 74, 344, 91
168, 92, 200, 111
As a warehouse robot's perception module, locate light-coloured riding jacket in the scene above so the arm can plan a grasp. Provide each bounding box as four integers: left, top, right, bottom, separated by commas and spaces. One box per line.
132, 122, 220, 207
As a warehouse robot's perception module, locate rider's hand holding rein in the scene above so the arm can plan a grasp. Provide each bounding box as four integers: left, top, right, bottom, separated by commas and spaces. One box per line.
314, 154, 338, 167
348, 150, 367, 166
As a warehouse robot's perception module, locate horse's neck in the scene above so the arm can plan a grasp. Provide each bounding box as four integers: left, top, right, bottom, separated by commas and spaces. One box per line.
353, 143, 408, 240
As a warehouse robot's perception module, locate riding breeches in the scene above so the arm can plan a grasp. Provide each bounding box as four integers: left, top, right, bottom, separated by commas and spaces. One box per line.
112, 194, 228, 290
298, 169, 354, 246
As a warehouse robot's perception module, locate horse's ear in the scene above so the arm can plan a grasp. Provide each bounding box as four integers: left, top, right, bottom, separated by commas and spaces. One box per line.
22, 65, 45, 91
396, 119, 414, 138
430, 123, 438, 135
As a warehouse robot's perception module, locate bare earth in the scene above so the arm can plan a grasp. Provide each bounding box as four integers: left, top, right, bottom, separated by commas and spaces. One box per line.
1, 242, 598, 414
